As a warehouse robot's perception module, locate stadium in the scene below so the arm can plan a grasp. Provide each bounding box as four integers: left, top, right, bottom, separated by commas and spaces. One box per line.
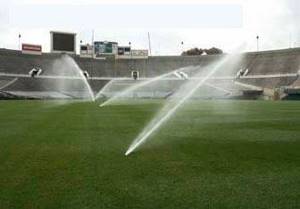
0, 31, 300, 208
1, 1, 300, 207
1, 48, 300, 99
1, 30, 300, 101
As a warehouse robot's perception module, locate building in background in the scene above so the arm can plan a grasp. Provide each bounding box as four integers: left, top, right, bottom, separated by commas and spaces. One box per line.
50, 31, 76, 54
48, 31, 148, 60
117, 46, 131, 56
80, 44, 93, 58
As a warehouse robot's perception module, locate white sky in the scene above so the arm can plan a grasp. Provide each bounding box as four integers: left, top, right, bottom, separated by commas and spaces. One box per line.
0, 0, 300, 55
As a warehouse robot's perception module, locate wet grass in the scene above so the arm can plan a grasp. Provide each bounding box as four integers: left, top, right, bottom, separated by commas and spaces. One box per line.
0, 100, 299, 209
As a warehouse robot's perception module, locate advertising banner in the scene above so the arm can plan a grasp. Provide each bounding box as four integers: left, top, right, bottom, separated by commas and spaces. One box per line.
22, 44, 42, 55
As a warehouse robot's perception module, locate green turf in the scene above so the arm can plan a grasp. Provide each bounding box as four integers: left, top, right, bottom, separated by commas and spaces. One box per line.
0, 100, 299, 209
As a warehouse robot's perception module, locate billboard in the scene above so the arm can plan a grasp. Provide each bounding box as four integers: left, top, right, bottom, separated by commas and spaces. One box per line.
50, 31, 76, 54
131, 50, 148, 58
94, 41, 118, 57
117, 49, 148, 59
22, 43, 42, 55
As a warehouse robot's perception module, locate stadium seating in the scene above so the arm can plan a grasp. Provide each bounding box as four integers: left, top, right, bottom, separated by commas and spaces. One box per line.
1, 47, 300, 99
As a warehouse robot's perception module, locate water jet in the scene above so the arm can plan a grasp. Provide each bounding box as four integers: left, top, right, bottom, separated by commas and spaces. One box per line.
125, 53, 243, 156
99, 66, 197, 107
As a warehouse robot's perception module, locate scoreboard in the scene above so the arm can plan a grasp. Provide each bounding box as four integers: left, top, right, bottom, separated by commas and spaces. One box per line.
50, 31, 76, 54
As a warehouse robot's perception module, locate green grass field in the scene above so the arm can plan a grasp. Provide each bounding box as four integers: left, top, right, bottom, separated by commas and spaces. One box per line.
0, 100, 299, 209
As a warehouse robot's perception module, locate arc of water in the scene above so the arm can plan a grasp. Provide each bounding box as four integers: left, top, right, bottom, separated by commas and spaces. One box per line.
99, 66, 197, 107
81, 73, 95, 102
64, 55, 95, 102
95, 79, 115, 100
0, 78, 18, 90
125, 55, 235, 156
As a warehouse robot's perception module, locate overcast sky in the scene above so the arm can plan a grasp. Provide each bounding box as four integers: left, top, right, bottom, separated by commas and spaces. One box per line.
0, 0, 300, 55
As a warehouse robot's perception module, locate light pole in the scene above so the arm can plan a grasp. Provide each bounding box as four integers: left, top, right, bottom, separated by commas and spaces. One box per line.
129, 41, 133, 72
129, 41, 132, 58
18, 33, 21, 50
80, 40, 83, 55
256, 35, 260, 52
181, 41, 184, 55
148, 32, 152, 56
91, 30, 95, 45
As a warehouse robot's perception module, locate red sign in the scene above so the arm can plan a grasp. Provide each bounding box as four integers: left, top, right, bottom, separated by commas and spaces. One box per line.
22, 43, 42, 52
22, 43, 42, 55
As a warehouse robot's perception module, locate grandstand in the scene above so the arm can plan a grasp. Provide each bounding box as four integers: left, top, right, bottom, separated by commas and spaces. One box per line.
0, 47, 300, 100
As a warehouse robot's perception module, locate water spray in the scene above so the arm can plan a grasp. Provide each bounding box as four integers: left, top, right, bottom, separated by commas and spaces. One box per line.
99, 66, 196, 107
63, 55, 95, 102
95, 79, 115, 100
125, 55, 238, 156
